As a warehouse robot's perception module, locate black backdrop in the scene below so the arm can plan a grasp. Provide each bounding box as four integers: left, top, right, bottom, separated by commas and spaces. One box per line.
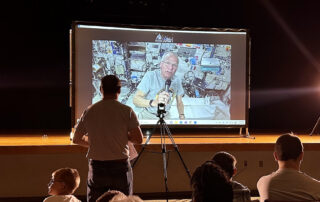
1, 0, 319, 133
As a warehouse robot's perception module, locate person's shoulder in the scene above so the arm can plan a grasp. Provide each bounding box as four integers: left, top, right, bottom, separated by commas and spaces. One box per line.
43, 195, 61, 202
172, 73, 181, 81
65, 195, 81, 202
259, 173, 269, 178
231, 180, 250, 191
43, 196, 51, 202
80, 101, 102, 116
300, 171, 320, 184
44, 195, 81, 202
143, 70, 157, 77
113, 100, 134, 111
138, 71, 157, 87
118, 101, 132, 109
85, 100, 103, 110
171, 74, 182, 86
257, 172, 273, 185
149, 70, 159, 78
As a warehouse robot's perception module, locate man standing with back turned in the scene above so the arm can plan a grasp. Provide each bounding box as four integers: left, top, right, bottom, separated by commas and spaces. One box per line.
257, 133, 320, 202
72, 75, 143, 202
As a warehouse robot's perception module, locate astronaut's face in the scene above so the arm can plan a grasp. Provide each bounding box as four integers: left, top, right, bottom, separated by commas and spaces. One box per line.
160, 55, 179, 80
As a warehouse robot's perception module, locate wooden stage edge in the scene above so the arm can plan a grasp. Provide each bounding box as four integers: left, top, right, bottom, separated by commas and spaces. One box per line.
0, 132, 320, 154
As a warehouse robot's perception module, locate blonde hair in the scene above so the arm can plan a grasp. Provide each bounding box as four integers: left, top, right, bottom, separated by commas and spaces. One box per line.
97, 190, 143, 202
52, 167, 80, 195
112, 195, 143, 202
96, 190, 127, 202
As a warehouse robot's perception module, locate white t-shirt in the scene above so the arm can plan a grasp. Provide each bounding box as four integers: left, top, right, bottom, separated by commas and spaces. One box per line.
43, 195, 81, 202
75, 99, 140, 161
257, 168, 320, 202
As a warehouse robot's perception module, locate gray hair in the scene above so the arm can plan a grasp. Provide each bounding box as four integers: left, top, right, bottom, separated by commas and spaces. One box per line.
161, 52, 179, 64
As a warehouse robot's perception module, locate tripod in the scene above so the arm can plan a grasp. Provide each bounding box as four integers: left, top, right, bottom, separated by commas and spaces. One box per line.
310, 115, 320, 136
132, 103, 192, 201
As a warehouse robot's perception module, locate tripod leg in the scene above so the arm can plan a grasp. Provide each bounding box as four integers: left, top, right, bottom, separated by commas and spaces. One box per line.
161, 146, 169, 193
132, 132, 153, 168
310, 116, 320, 136
133, 120, 162, 168
164, 124, 192, 179
240, 127, 255, 139
173, 145, 192, 179
160, 122, 169, 202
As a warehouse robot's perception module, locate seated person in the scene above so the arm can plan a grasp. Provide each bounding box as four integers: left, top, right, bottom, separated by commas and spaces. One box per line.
44, 167, 81, 202
191, 161, 233, 202
212, 151, 251, 202
257, 133, 320, 201
96, 190, 143, 202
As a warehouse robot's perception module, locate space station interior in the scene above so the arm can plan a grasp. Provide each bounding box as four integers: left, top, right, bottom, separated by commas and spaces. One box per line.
92, 41, 231, 120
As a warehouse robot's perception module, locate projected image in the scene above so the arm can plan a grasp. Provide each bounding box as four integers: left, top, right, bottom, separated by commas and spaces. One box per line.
92, 41, 231, 122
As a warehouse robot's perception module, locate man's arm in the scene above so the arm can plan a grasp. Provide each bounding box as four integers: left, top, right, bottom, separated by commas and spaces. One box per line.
133, 90, 157, 107
128, 126, 143, 144
72, 128, 89, 148
176, 95, 185, 120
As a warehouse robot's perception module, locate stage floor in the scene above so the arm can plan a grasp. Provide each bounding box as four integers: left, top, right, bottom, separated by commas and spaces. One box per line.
1, 133, 320, 154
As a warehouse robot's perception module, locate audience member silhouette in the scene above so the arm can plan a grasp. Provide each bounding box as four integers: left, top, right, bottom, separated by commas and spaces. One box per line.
43, 167, 81, 202
257, 133, 320, 201
191, 161, 233, 202
212, 151, 251, 202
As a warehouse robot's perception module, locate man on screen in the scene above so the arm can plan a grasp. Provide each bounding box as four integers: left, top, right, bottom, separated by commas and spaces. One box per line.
72, 75, 143, 202
133, 52, 185, 120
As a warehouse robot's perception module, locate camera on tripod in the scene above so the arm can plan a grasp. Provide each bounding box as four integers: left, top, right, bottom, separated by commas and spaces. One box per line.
133, 101, 191, 197
157, 103, 166, 119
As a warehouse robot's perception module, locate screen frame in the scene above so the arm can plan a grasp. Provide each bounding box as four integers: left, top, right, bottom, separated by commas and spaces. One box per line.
70, 21, 251, 129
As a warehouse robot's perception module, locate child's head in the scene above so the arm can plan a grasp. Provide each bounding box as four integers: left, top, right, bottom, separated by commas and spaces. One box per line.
48, 167, 80, 195
96, 190, 143, 202
96, 190, 127, 202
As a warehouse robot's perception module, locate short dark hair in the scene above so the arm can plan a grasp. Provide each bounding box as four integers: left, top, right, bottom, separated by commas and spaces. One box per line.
191, 161, 233, 202
275, 133, 303, 161
212, 151, 236, 179
101, 75, 121, 95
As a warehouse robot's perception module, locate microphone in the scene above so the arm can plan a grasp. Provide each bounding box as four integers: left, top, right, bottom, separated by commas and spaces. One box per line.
165, 79, 171, 92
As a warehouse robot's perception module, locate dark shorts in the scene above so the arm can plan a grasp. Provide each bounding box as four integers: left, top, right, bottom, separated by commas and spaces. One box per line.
87, 159, 133, 202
